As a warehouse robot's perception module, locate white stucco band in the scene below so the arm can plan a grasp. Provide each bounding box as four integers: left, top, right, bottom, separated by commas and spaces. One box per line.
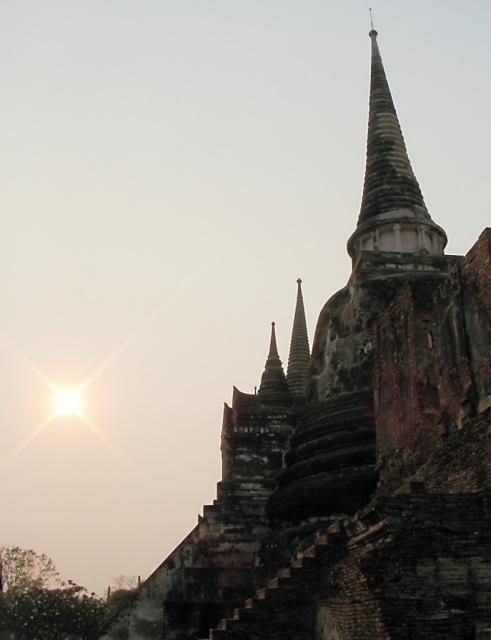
347, 208, 448, 262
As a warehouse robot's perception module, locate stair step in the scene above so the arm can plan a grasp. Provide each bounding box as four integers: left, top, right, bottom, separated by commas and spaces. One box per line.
210, 630, 227, 640
209, 535, 330, 639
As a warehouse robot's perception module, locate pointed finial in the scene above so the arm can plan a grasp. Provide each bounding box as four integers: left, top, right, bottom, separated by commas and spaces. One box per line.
258, 321, 290, 406
287, 279, 310, 401
268, 322, 279, 357
369, 8, 378, 38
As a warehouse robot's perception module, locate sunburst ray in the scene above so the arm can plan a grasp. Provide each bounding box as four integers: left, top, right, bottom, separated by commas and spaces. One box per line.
0, 410, 58, 470
77, 411, 155, 491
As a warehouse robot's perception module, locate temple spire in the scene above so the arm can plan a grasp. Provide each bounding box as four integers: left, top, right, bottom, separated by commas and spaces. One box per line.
347, 30, 447, 261
258, 322, 291, 406
287, 279, 310, 400
360, 29, 428, 223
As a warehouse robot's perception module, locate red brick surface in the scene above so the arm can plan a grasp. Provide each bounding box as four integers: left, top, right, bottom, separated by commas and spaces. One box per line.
374, 229, 491, 485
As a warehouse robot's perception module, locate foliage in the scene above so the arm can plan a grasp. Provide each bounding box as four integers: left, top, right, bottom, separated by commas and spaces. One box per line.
0, 547, 109, 639
106, 587, 137, 612
0, 546, 60, 593
105, 575, 139, 618
1, 581, 107, 640
111, 574, 138, 591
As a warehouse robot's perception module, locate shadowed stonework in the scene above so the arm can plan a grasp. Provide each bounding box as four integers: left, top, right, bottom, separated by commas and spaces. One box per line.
100, 31, 491, 640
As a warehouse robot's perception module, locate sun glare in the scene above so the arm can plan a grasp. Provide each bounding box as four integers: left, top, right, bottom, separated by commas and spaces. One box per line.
1, 318, 156, 478
52, 387, 83, 417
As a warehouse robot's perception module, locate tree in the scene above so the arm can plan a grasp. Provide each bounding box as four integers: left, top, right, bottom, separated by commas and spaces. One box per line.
0, 546, 60, 593
111, 574, 138, 591
1, 582, 107, 640
106, 575, 139, 614
0, 547, 109, 639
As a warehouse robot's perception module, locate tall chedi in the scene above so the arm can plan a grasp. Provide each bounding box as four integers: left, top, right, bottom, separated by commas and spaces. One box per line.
267, 30, 457, 528
348, 29, 447, 262
258, 279, 310, 407
286, 279, 310, 403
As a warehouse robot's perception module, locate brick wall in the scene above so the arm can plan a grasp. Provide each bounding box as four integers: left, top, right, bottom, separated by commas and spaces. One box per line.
373, 282, 443, 484
400, 407, 491, 494
374, 229, 491, 486
208, 492, 491, 640
435, 228, 491, 428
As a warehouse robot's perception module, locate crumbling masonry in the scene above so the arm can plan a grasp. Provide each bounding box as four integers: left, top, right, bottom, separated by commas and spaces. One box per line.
100, 30, 491, 640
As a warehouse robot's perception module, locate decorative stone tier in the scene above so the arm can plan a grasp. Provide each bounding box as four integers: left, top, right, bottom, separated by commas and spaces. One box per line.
267, 390, 377, 523
348, 212, 447, 264
269, 253, 459, 530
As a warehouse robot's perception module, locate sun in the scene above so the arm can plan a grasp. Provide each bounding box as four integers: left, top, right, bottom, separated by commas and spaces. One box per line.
52, 387, 84, 417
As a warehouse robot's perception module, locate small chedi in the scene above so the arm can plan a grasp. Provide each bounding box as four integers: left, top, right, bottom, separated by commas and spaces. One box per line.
100, 30, 491, 640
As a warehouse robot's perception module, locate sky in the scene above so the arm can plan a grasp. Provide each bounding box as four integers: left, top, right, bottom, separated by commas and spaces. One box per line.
0, 1, 490, 596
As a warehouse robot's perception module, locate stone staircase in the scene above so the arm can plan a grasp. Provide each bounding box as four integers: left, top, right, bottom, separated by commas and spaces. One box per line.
197, 493, 491, 640
203, 528, 343, 640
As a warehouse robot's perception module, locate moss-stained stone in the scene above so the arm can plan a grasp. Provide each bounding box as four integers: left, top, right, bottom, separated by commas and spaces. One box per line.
98, 20, 491, 639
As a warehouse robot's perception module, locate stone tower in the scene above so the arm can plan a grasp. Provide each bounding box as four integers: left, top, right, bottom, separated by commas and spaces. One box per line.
100, 30, 491, 640
267, 29, 458, 531
100, 284, 309, 640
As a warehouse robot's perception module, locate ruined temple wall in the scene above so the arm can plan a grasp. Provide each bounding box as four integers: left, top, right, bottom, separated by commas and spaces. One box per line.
435, 228, 491, 428
220, 388, 296, 492
373, 282, 443, 482
210, 493, 491, 640
398, 407, 491, 494
99, 501, 269, 640
100, 389, 297, 640
373, 229, 491, 486
320, 494, 491, 640
99, 525, 201, 640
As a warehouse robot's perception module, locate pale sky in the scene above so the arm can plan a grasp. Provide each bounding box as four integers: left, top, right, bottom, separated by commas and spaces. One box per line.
1, 1, 490, 595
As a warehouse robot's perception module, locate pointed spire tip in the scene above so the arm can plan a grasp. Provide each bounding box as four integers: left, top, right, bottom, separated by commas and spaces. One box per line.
287, 277, 310, 400
258, 318, 290, 406
369, 7, 377, 37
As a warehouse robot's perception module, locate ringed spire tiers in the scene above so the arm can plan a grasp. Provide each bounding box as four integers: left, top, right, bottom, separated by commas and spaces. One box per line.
268, 28, 459, 528
287, 279, 310, 401
258, 322, 291, 406
347, 29, 447, 262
